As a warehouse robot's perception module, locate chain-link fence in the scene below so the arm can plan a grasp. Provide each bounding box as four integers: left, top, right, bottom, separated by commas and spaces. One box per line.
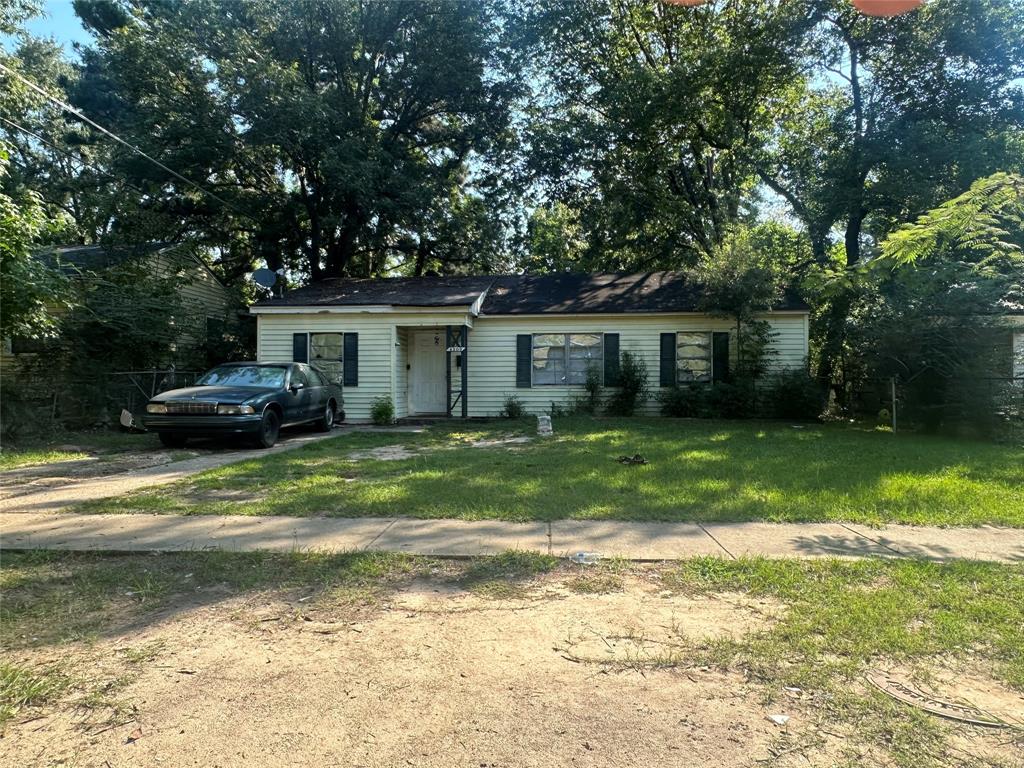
851, 375, 1023, 441
1, 367, 200, 437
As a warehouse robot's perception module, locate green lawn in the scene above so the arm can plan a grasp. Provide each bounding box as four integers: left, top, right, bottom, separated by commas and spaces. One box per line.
79, 418, 1024, 526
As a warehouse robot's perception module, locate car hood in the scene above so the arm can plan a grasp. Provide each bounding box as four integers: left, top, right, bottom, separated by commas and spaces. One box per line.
150, 386, 272, 404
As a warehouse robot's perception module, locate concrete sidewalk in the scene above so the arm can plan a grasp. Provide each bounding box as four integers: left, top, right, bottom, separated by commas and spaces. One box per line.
2, 513, 1021, 563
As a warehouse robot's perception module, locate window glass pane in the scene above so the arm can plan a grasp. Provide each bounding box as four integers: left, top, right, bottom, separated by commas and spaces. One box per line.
307, 367, 326, 387
533, 334, 566, 385
291, 367, 309, 387
310, 333, 343, 383
198, 365, 287, 388
677, 332, 712, 383
567, 334, 603, 384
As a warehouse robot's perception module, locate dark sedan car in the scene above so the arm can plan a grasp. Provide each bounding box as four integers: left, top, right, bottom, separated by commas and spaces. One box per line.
142, 362, 344, 449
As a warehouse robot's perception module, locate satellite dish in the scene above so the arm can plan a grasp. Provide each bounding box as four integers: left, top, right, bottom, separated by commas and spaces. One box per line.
252, 268, 278, 288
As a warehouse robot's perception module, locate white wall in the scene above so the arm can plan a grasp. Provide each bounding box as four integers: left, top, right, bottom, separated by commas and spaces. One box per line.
255, 309, 810, 420
464, 312, 808, 417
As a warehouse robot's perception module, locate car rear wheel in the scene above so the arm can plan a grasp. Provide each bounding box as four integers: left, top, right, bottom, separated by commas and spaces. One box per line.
315, 402, 335, 432
158, 432, 187, 449
255, 409, 281, 448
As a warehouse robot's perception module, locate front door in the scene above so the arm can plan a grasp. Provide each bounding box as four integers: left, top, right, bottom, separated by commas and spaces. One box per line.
410, 330, 447, 414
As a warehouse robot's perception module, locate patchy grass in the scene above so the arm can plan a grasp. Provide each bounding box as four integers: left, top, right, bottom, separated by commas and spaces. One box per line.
1, 551, 1021, 764
0, 428, 156, 471
80, 418, 1024, 526
661, 557, 1024, 767
0, 661, 71, 727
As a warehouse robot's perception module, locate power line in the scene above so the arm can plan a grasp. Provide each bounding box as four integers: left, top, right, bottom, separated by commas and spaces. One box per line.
0, 62, 254, 220
0, 114, 151, 198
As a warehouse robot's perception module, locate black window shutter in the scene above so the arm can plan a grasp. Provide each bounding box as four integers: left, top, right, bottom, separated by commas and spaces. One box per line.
659, 332, 676, 387
516, 334, 532, 388
603, 333, 620, 386
343, 332, 358, 386
292, 333, 308, 363
713, 332, 730, 383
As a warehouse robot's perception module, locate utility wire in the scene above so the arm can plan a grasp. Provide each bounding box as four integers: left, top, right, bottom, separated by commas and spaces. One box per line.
0, 62, 254, 219
0, 114, 152, 198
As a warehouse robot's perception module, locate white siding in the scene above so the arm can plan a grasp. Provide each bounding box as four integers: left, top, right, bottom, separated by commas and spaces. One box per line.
465, 313, 808, 417
255, 310, 471, 420
255, 309, 810, 420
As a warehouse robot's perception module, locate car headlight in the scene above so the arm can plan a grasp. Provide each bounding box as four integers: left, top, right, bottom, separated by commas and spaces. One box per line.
146, 403, 167, 414
217, 404, 255, 415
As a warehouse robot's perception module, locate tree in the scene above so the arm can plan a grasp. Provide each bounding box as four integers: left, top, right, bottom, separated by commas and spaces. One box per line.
65, 0, 522, 281
853, 173, 1024, 433
0, 144, 71, 340
519, 0, 811, 269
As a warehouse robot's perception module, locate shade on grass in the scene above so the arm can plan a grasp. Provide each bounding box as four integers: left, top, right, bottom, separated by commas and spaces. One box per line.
80, 418, 1024, 527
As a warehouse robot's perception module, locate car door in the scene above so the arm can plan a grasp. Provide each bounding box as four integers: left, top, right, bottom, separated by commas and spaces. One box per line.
304, 364, 328, 416
285, 365, 313, 424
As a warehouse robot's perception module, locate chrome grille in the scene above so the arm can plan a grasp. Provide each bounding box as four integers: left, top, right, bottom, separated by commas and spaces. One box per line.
164, 400, 218, 415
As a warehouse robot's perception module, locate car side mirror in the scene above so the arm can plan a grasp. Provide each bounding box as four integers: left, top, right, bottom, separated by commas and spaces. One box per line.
290, 383, 303, 394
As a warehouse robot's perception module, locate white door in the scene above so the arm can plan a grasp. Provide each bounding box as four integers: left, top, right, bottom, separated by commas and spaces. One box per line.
411, 331, 447, 414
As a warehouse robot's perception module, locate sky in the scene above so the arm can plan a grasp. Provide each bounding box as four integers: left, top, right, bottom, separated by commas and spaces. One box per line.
2, 0, 90, 54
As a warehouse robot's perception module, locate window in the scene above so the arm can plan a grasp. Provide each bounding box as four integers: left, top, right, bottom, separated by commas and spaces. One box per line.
532, 333, 603, 385
306, 367, 326, 387
677, 332, 712, 383
310, 332, 343, 383
291, 367, 309, 388
198, 365, 287, 388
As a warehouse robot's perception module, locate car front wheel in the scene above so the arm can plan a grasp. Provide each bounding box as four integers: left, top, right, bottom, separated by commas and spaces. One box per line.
315, 402, 335, 432
158, 432, 188, 449
255, 409, 281, 448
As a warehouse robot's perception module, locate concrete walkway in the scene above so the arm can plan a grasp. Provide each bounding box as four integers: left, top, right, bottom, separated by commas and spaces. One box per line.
2, 513, 1021, 562
0, 429, 361, 515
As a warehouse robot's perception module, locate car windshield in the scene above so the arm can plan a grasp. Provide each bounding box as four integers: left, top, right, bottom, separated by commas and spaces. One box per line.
197, 365, 287, 388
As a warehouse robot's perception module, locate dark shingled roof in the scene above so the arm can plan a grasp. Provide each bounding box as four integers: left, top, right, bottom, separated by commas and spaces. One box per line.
255, 275, 496, 308
254, 272, 810, 313
483, 272, 807, 314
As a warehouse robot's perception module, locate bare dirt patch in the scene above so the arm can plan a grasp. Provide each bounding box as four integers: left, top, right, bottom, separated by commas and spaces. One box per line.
2, 575, 790, 768
346, 444, 420, 461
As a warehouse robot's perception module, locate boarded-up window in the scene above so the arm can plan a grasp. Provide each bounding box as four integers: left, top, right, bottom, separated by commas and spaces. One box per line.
532, 333, 604, 385
532, 334, 565, 385
310, 332, 343, 384
677, 332, 712, 383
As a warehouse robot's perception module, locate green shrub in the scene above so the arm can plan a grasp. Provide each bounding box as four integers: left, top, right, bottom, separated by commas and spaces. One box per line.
605, 351, 649, 416
763, 369, 825, 421
501, 394, 525, 419
658, 385, 704, 417
570, 365, 603, 415
705, 380, 757, 419
370, 395, 395, 425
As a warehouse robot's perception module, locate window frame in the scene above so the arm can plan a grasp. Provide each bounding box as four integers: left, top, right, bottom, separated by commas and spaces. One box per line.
676, 330, 714, 385
309, 331, 345, 384
531, 332, 604, 387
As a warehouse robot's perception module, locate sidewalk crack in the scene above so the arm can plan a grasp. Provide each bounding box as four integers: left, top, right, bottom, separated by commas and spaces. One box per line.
363, 519, 398, 551
840, 523, 904, 558
697, 524, 734, 560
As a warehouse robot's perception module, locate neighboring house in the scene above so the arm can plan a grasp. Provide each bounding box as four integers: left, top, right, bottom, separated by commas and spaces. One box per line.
2, 242, 235, 368
250, 272, 811, 421
1011, 315, 1024, 381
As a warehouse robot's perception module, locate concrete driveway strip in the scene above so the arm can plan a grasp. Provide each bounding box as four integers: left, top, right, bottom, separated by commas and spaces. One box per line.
0, 430, 346, 515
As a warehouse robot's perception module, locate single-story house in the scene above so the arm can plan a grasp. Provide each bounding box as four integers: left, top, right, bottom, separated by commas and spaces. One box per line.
250, 272, 810, 421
